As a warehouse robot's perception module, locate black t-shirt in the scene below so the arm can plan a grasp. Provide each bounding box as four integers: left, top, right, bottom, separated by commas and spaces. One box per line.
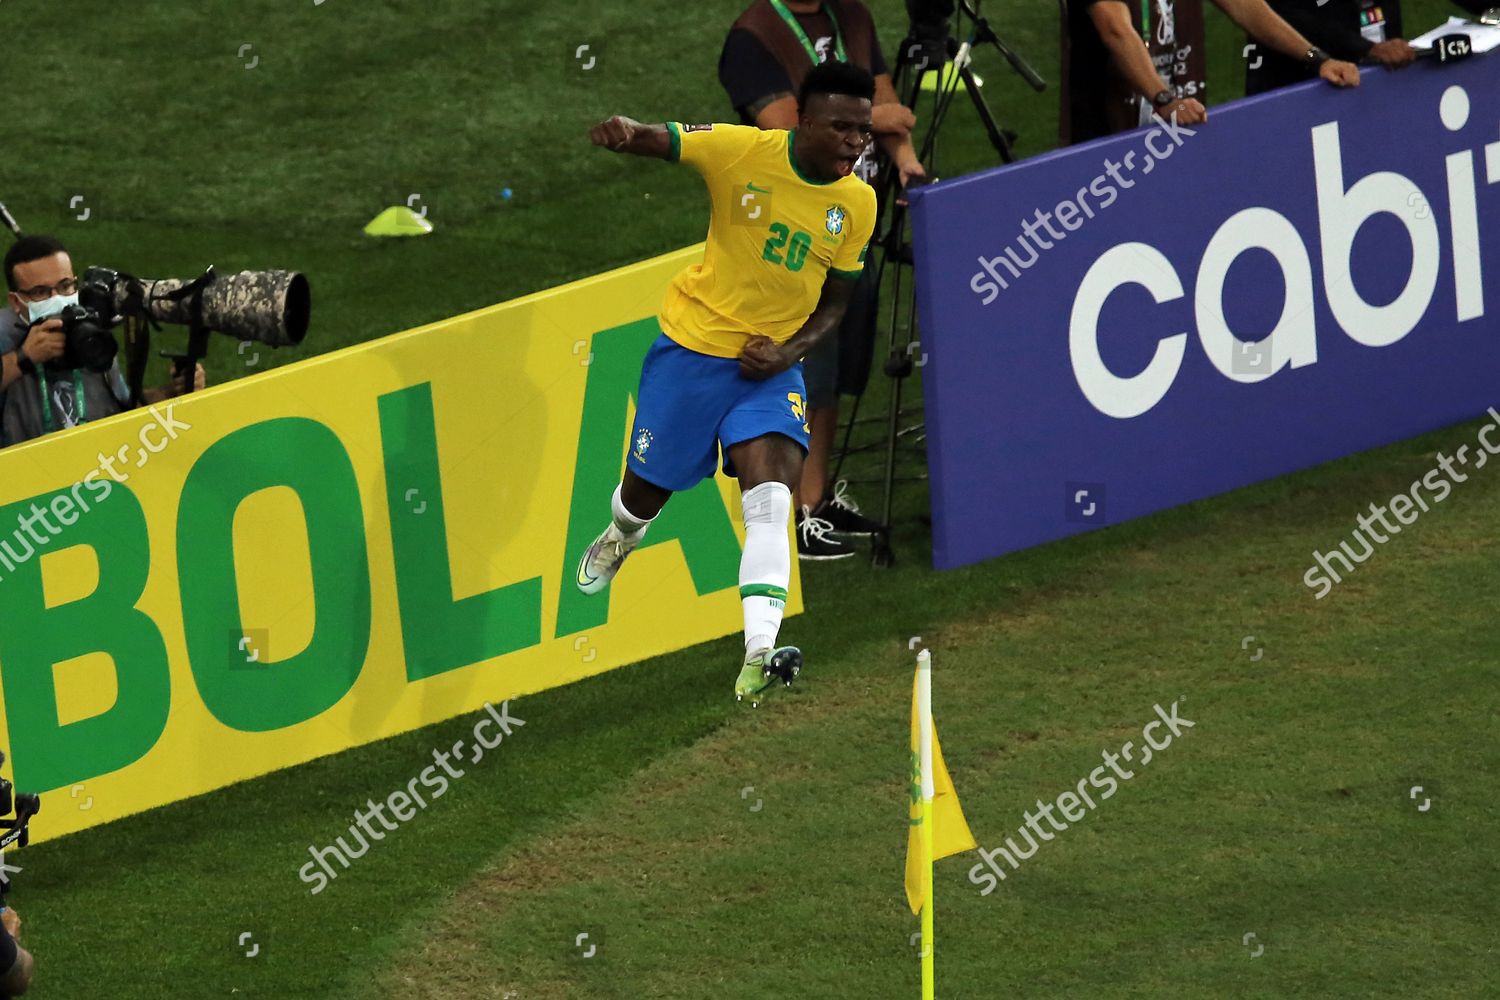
1065, 0, 1120, 143
1245, 0, 1403, 95
719, 13, 889, 122
1063, 0, 1208, 144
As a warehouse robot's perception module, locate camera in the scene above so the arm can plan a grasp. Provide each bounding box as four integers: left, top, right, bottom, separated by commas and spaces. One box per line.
55, 268, 122, 373
0, 754, 39, 837
35, 263, 310, 397
0, 751, 39, 861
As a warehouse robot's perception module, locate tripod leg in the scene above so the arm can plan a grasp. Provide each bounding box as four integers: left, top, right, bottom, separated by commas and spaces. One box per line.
961, 61, 1016, 164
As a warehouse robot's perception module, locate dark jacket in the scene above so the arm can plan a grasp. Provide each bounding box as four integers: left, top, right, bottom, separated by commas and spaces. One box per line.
0, 308, 129, 446
1246, 0, 1404, 95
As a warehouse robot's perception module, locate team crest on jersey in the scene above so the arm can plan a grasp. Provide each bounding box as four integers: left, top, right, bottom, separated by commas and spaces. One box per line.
633, 428, 653, 462
683, 124, 713, 132
825, 205, 846, 236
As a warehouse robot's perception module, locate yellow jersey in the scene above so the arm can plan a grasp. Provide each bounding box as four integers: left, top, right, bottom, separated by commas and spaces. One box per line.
659, 122, 877, 359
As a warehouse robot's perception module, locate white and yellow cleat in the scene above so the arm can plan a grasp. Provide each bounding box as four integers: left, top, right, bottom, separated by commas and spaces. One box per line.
575, 523, 641, 595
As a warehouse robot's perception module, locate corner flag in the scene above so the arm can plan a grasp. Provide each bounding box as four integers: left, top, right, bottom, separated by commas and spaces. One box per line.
905, 649, 976, 917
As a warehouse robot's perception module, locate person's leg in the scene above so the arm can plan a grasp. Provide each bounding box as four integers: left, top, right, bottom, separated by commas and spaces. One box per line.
727, 432, 802, 652
619, 469, 672, 523
808, 267, 884, 537
799, 404, 838, 510
723, 433, 807, 703
793, 331, 855, 559
577, 469, 672, 595
576, 335, 718, 595
796, 328, 837, 513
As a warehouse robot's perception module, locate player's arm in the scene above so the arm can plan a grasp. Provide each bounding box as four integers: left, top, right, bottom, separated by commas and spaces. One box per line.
589, 116, 673, 159
1088, 2, 1207, 123
872, 73, 925, 190
1211, 0, 1362, 84
739, 275, 858, 381
1088, 3, 1174, 103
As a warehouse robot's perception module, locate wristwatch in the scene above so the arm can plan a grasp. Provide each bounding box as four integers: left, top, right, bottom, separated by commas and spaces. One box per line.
1151, 88, 1175, 107
1304, 47, 1332, 66
13, 350, 35, 376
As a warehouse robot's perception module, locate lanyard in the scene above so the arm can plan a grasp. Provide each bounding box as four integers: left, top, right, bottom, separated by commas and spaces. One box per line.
37, 368, 86, 433
768, 0, 847, 64
1141, 0, 1151, 43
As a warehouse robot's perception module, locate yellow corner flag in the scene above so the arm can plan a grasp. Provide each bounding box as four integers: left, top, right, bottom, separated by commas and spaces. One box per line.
905, 651, 977, 917
905, 650, 976, 998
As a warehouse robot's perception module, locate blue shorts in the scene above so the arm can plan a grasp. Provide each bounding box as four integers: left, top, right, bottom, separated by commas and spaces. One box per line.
626, 334, 810, 492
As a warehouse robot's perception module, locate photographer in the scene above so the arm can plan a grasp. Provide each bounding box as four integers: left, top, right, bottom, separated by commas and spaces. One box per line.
0, 905, 34, 996
3, 235, 204, 447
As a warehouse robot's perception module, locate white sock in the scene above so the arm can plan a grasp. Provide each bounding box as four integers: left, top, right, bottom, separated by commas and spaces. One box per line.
611, 483, 653, 539
739, 482, 792, 654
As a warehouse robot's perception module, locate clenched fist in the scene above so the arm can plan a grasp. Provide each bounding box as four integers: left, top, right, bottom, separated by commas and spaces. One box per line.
590, 115, 644, 151
738, 335, 794, 381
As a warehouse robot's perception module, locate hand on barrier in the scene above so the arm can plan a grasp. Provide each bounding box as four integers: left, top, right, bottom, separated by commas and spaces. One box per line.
1320, 59, 1362, 87
1368, 39, 1417, 68
1160, 98, 1207, 126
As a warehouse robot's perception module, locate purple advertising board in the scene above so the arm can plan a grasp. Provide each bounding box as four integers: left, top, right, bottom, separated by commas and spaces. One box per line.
908, 57, 1500, 570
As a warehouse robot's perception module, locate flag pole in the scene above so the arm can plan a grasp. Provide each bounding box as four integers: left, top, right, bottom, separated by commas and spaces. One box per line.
918, 648, 936, 999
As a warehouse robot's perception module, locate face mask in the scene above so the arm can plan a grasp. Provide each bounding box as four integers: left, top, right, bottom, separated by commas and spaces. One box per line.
23, 292, 78, 326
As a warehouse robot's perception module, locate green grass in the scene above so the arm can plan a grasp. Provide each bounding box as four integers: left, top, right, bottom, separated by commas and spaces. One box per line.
5, 0, 1493, 997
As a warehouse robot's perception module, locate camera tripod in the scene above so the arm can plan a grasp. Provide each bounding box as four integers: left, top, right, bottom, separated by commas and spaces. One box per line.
831, 0, 1045, 566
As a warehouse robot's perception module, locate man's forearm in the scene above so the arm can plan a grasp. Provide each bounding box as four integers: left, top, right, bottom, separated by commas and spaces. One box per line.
1216, 0, 1316, 60
621, 122, 673, 159
1263, 0, 1373, 61
1098, 20, 1170, 101
784, 306, 848, 361
876, 131, 920, 174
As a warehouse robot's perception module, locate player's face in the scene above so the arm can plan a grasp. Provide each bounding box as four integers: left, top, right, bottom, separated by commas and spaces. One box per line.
798, 93, 873, 181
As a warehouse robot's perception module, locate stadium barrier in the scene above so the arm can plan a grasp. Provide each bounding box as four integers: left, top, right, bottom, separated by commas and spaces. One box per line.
0, 243, 792, 843
910, 56, 1500, 570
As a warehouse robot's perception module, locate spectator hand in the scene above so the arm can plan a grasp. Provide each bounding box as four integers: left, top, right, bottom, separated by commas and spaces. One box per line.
738, 335, 792, 381
166, 361, 206, 397
1160, 98, 1207, 126
1368, 39, 1415, 67
1320, 59, 1362, 86
20, 319, 66, 366
2, 908, 20, 940
896, 161, 929, 207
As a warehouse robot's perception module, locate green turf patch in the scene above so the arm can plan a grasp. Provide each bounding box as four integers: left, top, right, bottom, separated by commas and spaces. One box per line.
4, 0, 1489, 997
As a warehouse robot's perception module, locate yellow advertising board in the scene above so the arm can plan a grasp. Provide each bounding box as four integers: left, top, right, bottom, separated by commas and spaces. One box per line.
0, 243, 800, 844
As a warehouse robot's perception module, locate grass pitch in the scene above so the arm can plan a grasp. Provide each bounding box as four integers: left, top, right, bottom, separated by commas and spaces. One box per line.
5, 1, 1495, 997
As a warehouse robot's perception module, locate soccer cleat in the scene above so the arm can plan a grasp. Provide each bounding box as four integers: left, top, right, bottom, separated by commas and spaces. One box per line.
575, 522, 641, 595
796, 506, 856, 561
812, 479, 884, 537
735, 645, 803, 707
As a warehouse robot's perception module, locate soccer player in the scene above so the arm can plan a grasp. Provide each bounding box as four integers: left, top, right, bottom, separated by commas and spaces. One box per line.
576, 60, 878, 707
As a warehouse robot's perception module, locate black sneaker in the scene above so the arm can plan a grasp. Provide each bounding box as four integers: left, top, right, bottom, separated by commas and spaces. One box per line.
812, 480, 884, 537
797, 506, 856, 560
